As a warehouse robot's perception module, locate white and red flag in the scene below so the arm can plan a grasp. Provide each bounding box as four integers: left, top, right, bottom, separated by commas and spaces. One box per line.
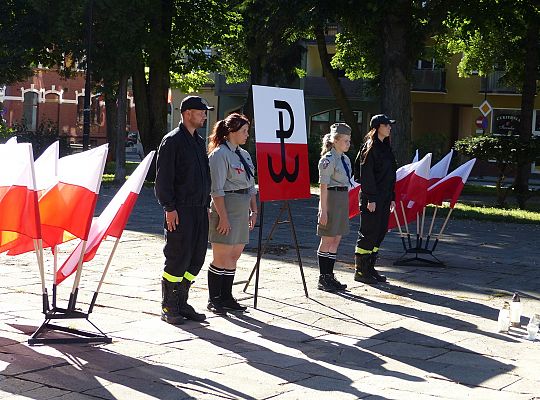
56, 151, 155, 284
0, 143, 40, 253
427, 158, 476, 208
8, 144, 108, 255
388, 154, 432, 230
348, 180, 361, 219
428, 150, 453, 187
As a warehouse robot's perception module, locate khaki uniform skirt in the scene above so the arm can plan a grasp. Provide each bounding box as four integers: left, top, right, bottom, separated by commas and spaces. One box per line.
209, 193, 251, 245
317, 190, 350, 237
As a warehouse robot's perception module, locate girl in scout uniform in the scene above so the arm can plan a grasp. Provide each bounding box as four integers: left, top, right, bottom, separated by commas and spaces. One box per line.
207, 113, 258, 314
317, 123, 353, 292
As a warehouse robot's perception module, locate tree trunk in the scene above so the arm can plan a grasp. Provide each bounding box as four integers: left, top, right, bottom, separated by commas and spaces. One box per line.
380, 5, 413, 166
133, 0, 173, 180
513, 17, 539, 209
114, 73, 128, 184
314, 23, 362, 150
103, 82, 118, 162
132, 51, 150, 154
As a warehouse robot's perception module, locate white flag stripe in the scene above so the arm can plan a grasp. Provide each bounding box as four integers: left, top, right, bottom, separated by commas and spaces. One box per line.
428, 158, 477, 191
34, 141, 59, 191
412, 149, 419, 163
5, 137, 17, 145
396, 153, 432, 181
429, 150, 453, 180
57, 144, 108, 193
0, 143, 36, 189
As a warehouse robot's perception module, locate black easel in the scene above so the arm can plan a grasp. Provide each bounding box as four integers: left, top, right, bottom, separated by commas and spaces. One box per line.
243, 200, 309, 308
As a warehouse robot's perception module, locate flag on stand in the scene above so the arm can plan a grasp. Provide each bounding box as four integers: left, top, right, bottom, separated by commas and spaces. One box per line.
0, 143, 40, 253
427, 158, 476, 208
56, 151, 155, 284
348, 180, 361, 219
7, 144, 108, 255
428, 150, 453, 187
388, 154, 432, 230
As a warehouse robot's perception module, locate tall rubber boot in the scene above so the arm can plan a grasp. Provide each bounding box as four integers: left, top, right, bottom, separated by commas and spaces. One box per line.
369, 252, 387, 283
207, 265, 226, 315
221, 270, 247, 311
354, 254, 378, 284
177, 279, 206, 321
161, 279, 184, 325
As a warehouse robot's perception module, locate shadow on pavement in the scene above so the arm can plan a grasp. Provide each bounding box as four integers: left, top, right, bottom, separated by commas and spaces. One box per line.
1, 325, 254, 400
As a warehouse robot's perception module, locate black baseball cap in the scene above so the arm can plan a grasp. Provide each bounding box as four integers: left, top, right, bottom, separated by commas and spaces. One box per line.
370, 114, 396, 129
180, 96, 214, 113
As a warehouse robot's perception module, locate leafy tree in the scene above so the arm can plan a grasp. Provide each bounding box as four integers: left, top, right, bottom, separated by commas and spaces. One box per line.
331, 0, 448, 165
454, 134, 540, 207
436, 0, 540, 208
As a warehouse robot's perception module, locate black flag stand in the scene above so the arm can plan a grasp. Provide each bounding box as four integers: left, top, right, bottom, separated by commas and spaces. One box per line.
243, 200, 309, 308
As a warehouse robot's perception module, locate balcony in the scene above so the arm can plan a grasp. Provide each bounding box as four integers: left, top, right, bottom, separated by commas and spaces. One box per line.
480, 71, 517, 94
411, 69, 446, 92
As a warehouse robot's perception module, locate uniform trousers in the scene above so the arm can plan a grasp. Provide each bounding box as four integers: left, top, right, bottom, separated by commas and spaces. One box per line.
356, 197, 392, 252
163, 206, 208, 279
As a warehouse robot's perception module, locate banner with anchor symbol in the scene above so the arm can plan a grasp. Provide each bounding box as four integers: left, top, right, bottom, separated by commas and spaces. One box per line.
252, 85, 310, 202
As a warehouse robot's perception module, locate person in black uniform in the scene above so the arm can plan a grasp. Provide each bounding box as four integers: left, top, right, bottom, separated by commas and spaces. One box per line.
354, 114, 397, 284
155, 95, 213, 325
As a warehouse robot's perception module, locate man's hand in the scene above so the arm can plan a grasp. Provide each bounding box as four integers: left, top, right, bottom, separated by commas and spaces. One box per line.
318, 210, 328, 226
165, 210, 179, 231
367, 202, 376, 212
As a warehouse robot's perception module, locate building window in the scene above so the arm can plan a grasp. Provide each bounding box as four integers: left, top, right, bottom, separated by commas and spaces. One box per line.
23, 91, 39, 131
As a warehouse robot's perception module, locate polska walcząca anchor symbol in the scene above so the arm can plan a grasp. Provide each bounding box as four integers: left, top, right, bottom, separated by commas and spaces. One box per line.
267, 100, 299, 183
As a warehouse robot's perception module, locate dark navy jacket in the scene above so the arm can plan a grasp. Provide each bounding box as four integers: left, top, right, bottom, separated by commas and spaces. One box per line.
354, 137, 397, 203
155, 123, 211, 211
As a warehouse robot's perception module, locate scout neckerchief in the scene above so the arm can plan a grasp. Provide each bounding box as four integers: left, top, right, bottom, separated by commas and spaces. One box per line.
224, 141, 254, 180
341, 155, 353, 187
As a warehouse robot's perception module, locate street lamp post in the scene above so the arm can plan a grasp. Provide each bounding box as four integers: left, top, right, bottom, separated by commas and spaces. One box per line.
82, 0, 93, 151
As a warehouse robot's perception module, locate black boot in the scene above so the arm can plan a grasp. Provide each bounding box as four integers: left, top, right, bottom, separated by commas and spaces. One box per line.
221, 270, 247, 312
177, 279, 206, 321
369, 252, 387, 283
207, 265, 226, 315
161, 279, 184, 325
354, 254, 378, 284
327, 252, 347, 291
318, 274, 337, 292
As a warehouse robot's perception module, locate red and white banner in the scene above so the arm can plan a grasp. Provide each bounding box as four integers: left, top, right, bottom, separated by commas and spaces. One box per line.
56, 151, 155, 284
427, 158, 476, 208
8, 145, 108, 255
252, 85, 310, 201
429, 149, 453, 187
0, 143, 40, 253
388, 154, 432, 230
348, 180, 361, 219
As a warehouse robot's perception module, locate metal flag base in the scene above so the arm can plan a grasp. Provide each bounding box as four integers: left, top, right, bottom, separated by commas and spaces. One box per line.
28, 287, 112, 345
243, 200, 309, 308
393, 235, 444, 267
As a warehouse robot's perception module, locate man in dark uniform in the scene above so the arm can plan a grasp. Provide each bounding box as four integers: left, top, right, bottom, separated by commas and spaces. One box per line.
155, 95, 213, 324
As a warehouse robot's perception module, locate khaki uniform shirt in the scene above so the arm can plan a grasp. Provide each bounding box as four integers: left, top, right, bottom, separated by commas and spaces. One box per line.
208, 142, 257, 197
318, 148, 353, 188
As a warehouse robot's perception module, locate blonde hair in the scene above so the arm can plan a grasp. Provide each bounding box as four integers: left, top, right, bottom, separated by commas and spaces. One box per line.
320, 131, 350, 156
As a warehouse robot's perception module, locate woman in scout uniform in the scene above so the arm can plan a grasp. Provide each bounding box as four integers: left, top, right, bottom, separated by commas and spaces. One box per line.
317, 123, 353, 292
207, 113, 258, 314
353, 114, 397, 284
